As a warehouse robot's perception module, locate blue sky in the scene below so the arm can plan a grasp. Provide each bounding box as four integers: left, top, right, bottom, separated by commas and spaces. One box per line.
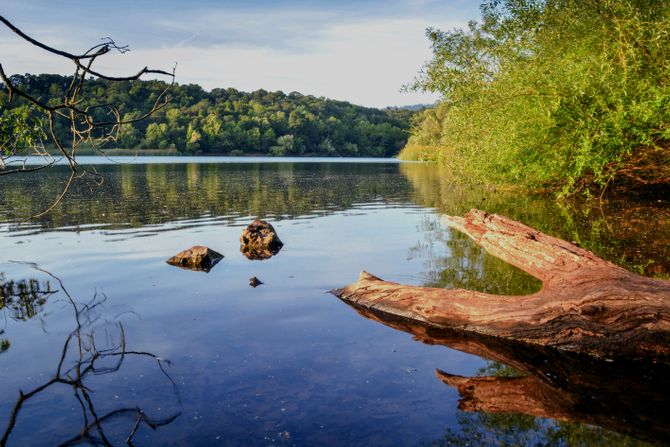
1, 0, 480, 107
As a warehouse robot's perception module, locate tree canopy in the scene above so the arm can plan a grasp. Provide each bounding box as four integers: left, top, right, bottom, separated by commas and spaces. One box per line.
1, 74, 413, 158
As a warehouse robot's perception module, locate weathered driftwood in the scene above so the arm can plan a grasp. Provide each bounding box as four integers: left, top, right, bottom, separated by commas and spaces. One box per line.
347, 306, 670, 445
333, 209, 670, 360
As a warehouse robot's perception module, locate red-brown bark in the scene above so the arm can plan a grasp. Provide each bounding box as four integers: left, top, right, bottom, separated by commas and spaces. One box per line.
332, 209, 670, 360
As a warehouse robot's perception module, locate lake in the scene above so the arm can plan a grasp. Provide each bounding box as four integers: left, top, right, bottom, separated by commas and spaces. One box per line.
0, 158, 668, 446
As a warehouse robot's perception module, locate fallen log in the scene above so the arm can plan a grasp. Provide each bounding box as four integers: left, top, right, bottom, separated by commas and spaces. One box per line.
332, 209, 670, 360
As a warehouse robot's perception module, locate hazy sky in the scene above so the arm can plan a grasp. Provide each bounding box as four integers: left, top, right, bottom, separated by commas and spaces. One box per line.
0, 1, 480, 107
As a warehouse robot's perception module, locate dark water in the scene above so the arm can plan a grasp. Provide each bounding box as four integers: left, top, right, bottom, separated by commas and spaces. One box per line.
0, 159, 667, 446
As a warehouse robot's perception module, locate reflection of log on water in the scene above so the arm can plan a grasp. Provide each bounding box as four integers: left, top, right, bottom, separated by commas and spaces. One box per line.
436, 373, 572, 422
348, 306, 670, 445
333, 209, 670, 360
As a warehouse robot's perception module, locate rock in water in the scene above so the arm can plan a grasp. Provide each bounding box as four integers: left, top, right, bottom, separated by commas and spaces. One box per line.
166, 246, 223, 272
249, 276, 264, 288
240, 220, 283, 260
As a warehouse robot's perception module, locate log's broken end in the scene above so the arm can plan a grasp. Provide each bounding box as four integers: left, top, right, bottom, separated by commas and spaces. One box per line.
435, 369, 470, 388
440, 213, 468, 234
357, 270, 383, 282
331, 271, 384, 298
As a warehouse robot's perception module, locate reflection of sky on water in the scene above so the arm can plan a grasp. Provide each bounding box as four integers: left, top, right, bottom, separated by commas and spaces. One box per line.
0, 162, 485, 444
0, 206, 485, 444
0, 160, 663, 445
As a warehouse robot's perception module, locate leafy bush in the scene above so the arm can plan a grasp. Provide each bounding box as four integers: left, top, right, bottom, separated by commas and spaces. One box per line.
402, 0, 670, 195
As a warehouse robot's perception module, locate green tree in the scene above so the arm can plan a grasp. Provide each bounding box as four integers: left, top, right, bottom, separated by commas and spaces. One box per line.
144, 123, 170, 148
0, 101, 44, 162
185, 122, 202, 153
402, 0, 670, 195
270, 134, 295, 156
3, 74, 413, 159
201, 112, 223, 147
117, 112, 141, 148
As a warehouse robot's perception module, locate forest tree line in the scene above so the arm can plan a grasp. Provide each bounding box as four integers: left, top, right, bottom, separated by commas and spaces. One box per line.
1, 74, 414, 157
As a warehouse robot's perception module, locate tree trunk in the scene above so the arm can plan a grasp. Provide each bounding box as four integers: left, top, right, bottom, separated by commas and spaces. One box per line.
332, 209, 670, 360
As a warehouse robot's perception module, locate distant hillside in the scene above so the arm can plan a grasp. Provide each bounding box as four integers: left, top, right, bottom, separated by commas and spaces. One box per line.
386, 103, 434, 112
1, 74, 415, 157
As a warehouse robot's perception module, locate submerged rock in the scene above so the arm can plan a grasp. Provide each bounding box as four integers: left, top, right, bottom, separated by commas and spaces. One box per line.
166, 246, 223, 272
240, 220, 283, 260
249, 276, 264, 288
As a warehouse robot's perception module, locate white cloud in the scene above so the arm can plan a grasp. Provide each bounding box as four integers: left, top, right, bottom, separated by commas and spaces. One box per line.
1, 6, 469, 107
90, 17, 457, 107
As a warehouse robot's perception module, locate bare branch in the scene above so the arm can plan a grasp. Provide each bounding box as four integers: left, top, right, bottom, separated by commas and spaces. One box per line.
0, 15, 176, 215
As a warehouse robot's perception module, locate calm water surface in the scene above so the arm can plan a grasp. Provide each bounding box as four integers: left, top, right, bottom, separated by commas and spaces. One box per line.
0, 159, 668, 446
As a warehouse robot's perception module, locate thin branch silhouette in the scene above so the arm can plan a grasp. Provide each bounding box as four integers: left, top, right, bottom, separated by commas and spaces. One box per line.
0, 15, 175, 216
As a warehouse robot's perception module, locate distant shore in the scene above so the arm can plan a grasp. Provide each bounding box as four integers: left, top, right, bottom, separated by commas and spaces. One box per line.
13, 148, 402, 158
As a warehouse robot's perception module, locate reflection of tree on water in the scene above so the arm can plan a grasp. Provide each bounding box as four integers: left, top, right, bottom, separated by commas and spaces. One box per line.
0, 163, 413, 231
0, 265, 181, 445
409, 217, 541, 295
0, 272, 55, 321
431, 411, 650, 447
399, 163, 670, 279
0, 271, 57, 354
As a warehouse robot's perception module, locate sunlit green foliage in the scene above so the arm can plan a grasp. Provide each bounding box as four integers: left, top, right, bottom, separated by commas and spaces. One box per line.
1, 75, 413, 157
0, 98, 44, 158
402, 0, 670, 195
